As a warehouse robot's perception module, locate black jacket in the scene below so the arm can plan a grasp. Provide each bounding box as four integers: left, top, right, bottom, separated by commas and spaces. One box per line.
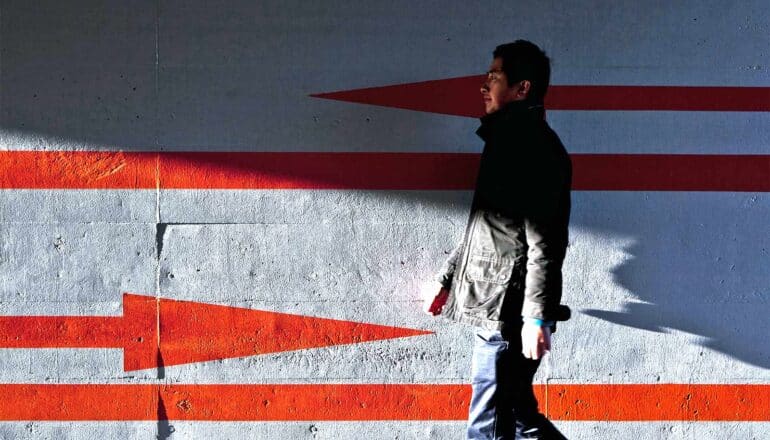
437, 100, 572, 330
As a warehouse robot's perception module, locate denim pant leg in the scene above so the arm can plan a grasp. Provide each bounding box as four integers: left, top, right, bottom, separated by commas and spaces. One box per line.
467, 328, 543, 440
467, 329, 511, 439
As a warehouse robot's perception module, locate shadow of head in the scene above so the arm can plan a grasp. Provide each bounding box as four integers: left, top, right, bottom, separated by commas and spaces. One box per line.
576, 192, 770, 369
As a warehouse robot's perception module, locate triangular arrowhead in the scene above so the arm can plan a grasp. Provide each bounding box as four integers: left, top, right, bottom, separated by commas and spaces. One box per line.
310, 75, 486, 118
154, 296, 432, 369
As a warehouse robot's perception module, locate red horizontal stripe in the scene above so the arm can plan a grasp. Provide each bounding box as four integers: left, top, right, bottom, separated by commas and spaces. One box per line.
1, 151, 768, 191
311, 79, 770, 116
0, 315, 125, 349
0, 150, 157, 189
0, 384, 766, 421
547, 85, 770, 112
159, 151, 476, 190
572, 154, 770, 191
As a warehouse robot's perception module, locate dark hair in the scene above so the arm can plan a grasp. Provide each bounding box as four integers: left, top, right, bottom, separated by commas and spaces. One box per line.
493, 40, 551, 103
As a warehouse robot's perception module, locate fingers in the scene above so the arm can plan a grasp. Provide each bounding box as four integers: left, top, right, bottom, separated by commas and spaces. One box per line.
422, 291, 441, 315
421, 283, 449, 316
522, 325, 551, 360
428, 288, 449, 315
420, 282, 438, 314
427, 301, 443, 316
527, 342, 544, 360
521, 324, 537, 359
542, 326, 552, 352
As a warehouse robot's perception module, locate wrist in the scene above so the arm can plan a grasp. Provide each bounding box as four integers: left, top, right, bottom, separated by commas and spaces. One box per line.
522, 317, 554, 327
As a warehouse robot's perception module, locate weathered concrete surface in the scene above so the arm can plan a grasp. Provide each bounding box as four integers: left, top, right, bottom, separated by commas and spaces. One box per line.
0, 0, 158, 151
155, 192, 770, 382
1, 0, 769, 438
0, 422, 158, 440
0, 190, 156, 223
0, 223, 156, 312
2, 421, 770, 440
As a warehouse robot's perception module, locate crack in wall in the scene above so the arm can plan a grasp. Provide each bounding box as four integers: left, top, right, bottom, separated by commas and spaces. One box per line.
151, 0, 174, 436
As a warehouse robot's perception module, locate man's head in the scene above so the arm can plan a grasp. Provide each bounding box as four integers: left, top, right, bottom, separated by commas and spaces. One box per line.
481, 40, 551, 114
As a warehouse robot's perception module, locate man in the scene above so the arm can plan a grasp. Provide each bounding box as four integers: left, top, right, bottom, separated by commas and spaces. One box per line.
424, 40, 571, 439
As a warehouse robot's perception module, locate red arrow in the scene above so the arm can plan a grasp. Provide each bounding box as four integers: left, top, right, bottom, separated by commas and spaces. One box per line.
310, 76, 770, 116
0, 293, 431, 371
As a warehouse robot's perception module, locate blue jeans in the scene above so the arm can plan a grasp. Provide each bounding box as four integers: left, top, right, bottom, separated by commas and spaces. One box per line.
467, 328, 566, 440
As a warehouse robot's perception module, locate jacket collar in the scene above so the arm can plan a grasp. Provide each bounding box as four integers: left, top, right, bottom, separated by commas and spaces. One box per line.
476, 99, 545, 142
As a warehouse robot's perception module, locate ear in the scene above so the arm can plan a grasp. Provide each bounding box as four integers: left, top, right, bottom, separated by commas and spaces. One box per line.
516, 80, 531, 99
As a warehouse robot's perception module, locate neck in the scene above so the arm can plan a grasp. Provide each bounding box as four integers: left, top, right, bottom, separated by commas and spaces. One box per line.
482, 99, 541, 122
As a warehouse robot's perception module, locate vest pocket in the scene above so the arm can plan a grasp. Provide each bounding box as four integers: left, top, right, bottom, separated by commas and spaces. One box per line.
462, 256, 515, 310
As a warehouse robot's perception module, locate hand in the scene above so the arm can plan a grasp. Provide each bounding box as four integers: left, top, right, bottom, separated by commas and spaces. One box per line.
521, 323, 551, 360
421, 281, 449, 316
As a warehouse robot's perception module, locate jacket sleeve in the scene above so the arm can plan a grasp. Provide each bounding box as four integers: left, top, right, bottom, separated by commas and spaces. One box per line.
521, 213, 567, 321
520, 147, 571, 321
435, 240, 463, 289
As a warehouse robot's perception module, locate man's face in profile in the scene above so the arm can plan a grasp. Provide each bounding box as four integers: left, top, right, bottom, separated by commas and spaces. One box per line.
481, 57, 523, 114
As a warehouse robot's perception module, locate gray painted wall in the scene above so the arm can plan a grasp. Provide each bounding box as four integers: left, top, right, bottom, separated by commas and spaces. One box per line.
1, 1, 768, 438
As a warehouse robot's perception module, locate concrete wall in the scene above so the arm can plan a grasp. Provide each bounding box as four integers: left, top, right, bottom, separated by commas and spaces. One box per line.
1, 1, 768, 438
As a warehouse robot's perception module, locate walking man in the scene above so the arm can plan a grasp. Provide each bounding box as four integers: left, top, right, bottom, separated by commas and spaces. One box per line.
424, 40, 571, 439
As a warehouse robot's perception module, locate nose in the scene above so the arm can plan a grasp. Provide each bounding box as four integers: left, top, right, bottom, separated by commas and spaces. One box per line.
480, 80, 489, 94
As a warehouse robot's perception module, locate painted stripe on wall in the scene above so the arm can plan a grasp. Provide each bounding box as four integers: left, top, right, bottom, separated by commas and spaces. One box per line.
2, 151, 769, 191
0, 150, 157, 189
311, 81, 770, 116
0, 384, 767, 421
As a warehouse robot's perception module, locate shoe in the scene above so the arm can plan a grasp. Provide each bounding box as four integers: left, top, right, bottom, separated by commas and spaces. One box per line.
515, 416, 568, 439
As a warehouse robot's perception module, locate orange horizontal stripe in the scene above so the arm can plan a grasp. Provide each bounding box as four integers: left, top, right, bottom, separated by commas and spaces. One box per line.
546, 384, 770, 421
0, 315, 125, 349
1, 150, 769, 191
0, 384, 766, 421
157, 151, 476, 190
0, 150, 157, 189
0, 151, 770, 192
0, 384, 159, 421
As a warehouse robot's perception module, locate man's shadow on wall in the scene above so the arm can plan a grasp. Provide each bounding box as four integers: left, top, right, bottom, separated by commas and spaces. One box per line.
575, 191, 770, 370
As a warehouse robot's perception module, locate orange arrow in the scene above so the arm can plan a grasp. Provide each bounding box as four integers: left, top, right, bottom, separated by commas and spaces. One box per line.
0, 293, 431, 371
